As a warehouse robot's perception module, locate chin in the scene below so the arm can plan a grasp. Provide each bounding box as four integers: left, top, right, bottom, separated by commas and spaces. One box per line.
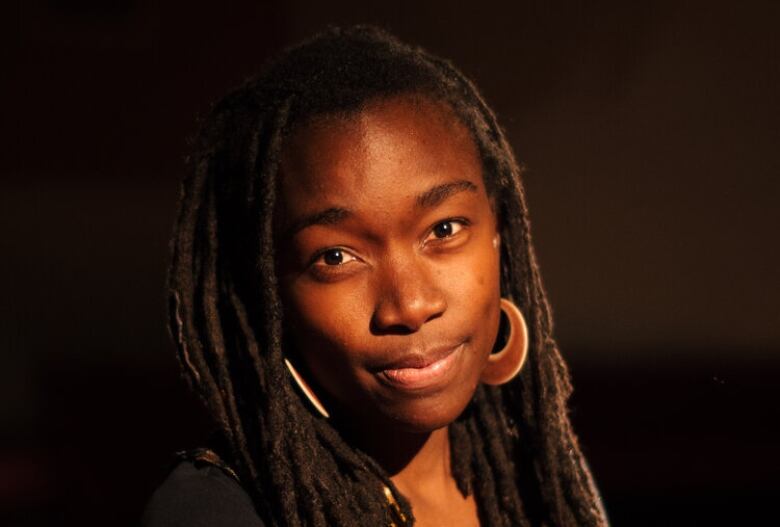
377, 381, 479, 433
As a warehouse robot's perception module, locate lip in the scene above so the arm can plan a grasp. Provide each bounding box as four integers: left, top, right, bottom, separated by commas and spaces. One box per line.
375, 342, 465, 392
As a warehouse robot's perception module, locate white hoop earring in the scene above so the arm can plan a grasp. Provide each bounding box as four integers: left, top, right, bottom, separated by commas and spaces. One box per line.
480, 298, 529, 385
284, 358, 330, 418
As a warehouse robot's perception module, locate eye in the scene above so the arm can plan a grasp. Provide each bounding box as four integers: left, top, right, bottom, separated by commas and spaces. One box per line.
426, 219, 466, 242
314, 248, 358, 267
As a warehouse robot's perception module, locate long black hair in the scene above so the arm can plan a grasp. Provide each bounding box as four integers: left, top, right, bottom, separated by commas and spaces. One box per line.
167, 25, 607, 526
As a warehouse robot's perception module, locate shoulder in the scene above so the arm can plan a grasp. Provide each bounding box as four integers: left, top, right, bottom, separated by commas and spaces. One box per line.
141, 460, 264, 527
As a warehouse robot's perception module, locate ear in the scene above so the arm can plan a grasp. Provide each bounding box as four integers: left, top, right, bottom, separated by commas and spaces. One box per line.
481, 298, 529, 385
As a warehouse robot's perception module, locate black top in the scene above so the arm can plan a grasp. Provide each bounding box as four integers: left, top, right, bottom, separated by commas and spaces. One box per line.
141, 460, 264, 527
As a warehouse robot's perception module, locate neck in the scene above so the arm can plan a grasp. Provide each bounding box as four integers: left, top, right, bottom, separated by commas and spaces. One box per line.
387, 427, 452, 496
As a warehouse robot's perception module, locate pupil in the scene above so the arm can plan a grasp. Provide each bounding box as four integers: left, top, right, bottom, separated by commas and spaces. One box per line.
434, 222, 453, 238
323, 249, 343, 265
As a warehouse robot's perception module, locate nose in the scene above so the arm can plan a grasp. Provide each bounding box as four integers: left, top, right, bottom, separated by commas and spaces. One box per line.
370, 255, 447, 335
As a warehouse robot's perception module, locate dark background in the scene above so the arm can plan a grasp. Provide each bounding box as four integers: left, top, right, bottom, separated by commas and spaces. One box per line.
5, 1, 779, 525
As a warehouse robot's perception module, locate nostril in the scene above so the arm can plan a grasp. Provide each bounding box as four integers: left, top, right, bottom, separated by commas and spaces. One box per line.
426, 310, 443, 324
369, 318, 415, 336
369, 298, 446, 336
370, 261, 447, 335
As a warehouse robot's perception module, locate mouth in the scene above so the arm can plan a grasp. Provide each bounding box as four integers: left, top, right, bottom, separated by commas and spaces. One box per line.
375, 341, 466, 392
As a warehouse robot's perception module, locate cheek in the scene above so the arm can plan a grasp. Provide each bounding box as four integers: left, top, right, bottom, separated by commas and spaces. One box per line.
454, 236, 500, 299
281, 279, 377, 408
440, 237, 502, 354
285, 279, 370, 360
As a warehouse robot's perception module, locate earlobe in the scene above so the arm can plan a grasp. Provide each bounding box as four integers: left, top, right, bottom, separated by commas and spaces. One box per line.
480, 298, 529, 385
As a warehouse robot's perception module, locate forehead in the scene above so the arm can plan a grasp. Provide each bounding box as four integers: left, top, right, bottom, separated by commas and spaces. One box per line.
277, 95, 485, 225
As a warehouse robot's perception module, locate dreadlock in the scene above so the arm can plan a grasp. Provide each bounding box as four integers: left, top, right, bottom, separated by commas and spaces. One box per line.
167, 25, 608, 526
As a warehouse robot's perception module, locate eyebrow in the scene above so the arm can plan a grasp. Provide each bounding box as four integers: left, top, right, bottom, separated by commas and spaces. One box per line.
289, 179, 478, 236
288, 207, 352, 236
415, 180, 478, 209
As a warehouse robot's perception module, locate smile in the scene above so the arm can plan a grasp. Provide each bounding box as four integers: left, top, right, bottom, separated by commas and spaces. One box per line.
376, 342, 465, 392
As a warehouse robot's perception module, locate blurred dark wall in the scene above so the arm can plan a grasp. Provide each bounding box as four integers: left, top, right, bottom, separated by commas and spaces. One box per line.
5, 1, 779, 525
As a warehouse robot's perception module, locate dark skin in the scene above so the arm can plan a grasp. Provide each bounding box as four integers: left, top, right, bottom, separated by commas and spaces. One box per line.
276, 95, 503, 526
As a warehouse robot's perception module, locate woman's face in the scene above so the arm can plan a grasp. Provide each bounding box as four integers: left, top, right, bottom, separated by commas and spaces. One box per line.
276, 95, 502, 433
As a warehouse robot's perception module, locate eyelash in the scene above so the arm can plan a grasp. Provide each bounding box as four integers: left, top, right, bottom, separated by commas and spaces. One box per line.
309, 218, 470, 271
423, 218, 469, 244
311, 248, 358, 268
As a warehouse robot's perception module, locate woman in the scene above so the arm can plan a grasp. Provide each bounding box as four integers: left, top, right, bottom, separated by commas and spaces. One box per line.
143, 25, 607, 526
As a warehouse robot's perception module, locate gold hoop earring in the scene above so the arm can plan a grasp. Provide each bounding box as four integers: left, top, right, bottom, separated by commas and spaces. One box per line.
284, 358, 330, 418
480, 298, 529, 385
